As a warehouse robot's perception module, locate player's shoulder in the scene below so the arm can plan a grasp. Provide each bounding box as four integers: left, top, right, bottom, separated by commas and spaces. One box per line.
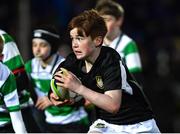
54, 52, 77, 72
63, 52, 77, 64
122, 34, 136, 44
101, 46, 121, 61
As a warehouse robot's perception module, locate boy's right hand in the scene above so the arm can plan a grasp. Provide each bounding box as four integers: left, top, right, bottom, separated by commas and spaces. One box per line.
50, 92, 74, 106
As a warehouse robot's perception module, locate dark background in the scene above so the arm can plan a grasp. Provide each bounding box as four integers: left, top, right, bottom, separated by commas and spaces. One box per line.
0, 0, 180, 132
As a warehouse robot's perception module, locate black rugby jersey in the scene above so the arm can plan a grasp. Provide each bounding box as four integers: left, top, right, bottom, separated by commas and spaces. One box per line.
54, 46, 154, 125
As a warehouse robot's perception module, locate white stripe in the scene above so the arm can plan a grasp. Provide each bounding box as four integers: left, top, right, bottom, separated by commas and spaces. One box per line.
0, 29, 6, 35
126, 53, 142, 70
52, 58, 65, 74
34, 29, 59, 38
120, 61, 127, 90
0, 107, 6, 112
120, 61, 133, 95
0, 121, 9, 127
30, 55, 65, 79
35, 87, 47, 97
116, 34, 132, 52
31, 72, 52, 80
109, 34, 132, 53
45, 107, 87, 124
0, 63, 10, 87
4, 90, 20, 108
2, 42, 20, 62
10, 111, 27, 133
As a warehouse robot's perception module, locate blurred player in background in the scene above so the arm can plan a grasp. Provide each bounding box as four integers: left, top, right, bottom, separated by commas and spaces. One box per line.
0, 29, 40, 132
25, 25, 89, 132
0, 35, 27, 133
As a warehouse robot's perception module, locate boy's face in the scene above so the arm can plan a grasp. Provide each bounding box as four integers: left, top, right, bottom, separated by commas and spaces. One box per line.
102, 15, 122, 37
32, 38, 51, 60
70, 28, 98, 60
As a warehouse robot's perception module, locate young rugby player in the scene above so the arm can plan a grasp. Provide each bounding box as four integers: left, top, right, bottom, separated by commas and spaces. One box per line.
50, 9, 160, 133
0, 35, 27, 133
25, 26, 89, 133
0, 29, 40, 132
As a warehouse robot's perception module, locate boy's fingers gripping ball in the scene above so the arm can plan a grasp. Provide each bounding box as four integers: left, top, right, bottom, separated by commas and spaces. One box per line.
51, 67, 83, 102
50, 68, 69, 101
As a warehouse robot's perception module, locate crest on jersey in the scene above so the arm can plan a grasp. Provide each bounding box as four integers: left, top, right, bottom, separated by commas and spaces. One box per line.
96, 76, 104, 89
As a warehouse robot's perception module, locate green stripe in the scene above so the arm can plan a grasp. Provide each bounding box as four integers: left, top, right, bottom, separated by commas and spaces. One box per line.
46, 106, 76, 116
1, 73, 16, 95
1, 34, 14, 44
78, 116, 89, 126
0, 118, 10, 122
7, 105, 20, 112
3, 55, 24, 71
129, 67, 142, 73
32, 79, 50, 93
25, 60, 32, 73
123, 41, 138, 56
0, 112, 10, 122
19, 92, 31, 104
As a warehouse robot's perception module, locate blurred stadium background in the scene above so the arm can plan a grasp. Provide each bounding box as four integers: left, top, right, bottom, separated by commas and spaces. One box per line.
0, 0, 180, 132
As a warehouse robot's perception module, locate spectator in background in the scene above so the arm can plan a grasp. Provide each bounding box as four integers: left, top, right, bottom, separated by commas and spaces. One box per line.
0, 29, 40, 132
25, 25, 89, 133
95, 0, 143, 84
0, 35, 27, 133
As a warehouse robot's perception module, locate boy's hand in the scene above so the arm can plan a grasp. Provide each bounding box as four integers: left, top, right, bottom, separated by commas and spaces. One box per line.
35, 96, 52, 110
50, 92, 74, 106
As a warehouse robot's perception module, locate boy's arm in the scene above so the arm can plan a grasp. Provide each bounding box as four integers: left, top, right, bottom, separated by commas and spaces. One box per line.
2, 73, 27, 133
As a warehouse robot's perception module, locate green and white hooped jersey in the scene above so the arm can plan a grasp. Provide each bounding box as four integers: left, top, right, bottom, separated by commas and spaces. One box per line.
0, 30, 33, 108
105, 34, 142, 73
0, 62, 21, 126
25, 54, 88, 125
0, 30, 24, 70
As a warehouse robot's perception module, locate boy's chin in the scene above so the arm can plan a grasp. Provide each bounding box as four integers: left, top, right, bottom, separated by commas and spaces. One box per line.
75, 55, 84, 60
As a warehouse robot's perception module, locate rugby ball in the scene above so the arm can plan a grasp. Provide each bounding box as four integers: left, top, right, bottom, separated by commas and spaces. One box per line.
50, 67, 83, 102
50, 68, 69, 100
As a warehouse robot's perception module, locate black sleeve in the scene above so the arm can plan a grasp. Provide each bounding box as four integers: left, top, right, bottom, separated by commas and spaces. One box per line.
14, 67, 37, 102
14, 68, 29, 92
103, 59, 123, 91
131, 72, 144, 87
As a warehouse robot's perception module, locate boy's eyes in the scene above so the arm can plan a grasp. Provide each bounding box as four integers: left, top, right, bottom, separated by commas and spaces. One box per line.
71, 36, 85, 42
76, 37, 84, 41
103, 16, 115, 22
70, 36, 87, 44
32, 42, 48, 47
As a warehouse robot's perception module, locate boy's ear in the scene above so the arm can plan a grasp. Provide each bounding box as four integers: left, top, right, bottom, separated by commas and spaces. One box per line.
94, 36, 103, 47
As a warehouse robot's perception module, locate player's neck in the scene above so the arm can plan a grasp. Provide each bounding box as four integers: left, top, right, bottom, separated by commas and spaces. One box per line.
104, 30, 121, 46
85, 47, 101, 73
41, 55, 54, 69
85, 60, 93, 73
